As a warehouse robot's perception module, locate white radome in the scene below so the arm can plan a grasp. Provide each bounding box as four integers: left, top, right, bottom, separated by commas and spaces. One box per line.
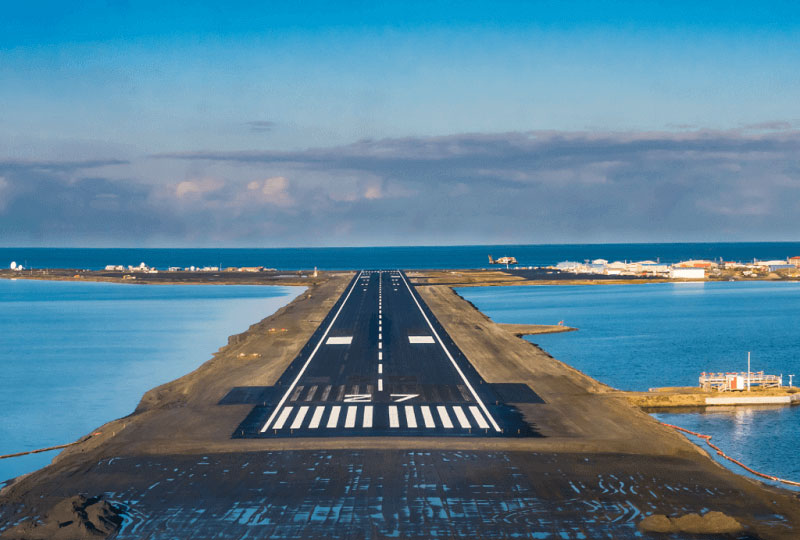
9, 261, 16, 270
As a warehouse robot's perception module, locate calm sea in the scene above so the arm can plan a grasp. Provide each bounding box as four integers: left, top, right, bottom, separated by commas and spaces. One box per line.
0, 280, 303, 483
2, 242, 800, 271
459, 281, 800, 489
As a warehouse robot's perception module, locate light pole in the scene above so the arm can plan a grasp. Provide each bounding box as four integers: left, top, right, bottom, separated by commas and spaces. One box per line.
747, 351, 751, 392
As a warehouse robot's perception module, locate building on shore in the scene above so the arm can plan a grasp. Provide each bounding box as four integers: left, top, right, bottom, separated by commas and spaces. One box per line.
670, 267, 705, 279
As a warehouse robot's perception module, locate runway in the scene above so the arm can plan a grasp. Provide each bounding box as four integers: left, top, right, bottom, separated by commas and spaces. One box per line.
233, 271, 540, 438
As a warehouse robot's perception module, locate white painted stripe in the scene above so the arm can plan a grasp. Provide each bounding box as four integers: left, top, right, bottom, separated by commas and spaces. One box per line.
345, 406, 357, 428
378, 379, 383, 391
452, 406, 471, 429
290, 406, 309, 429
327, 405, 341, 428
261, 271, 363, 432
378, 342, 382, 349
398, 271, 502, 433
379, 333, 382, 340
389, 405, 399, 428
436, 406, 453, 429
363, 405, 373, 428
469, 406, 490, 429
272, 407, 293, 430
378, 352, 382, 360
405, 406, 418, 428
309, 406, 325, 429
379, 325, 382, 332
421, 406, 435, 428
378, 364, 383, 374
326, 336, 353, 345
408, 336, 435, 344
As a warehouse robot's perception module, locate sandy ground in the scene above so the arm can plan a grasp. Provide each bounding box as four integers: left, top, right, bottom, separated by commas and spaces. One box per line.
1, 272, 800, 538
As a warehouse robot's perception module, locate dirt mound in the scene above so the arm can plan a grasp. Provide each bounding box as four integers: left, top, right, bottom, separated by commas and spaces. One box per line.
638, 510, 743, 535
1, 495, 122, 540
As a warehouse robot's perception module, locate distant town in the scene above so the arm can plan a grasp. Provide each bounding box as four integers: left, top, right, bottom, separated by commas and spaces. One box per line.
4, 256, 800, 281
547, 256, 800, 279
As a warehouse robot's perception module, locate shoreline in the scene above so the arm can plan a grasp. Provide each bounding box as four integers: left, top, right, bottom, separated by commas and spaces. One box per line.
1, 271, 799, 537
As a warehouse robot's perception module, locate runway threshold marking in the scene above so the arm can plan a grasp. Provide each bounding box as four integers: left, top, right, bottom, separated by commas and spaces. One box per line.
345, 406, 357, 428
421, 406, 435, 428
260, 271, 364, 432
309, 406, 325, 429
327, 405, 341, 428
272, 407, 293, 430
290, 406, 309, 429
405, 405, 418, 428
397, 271, 502, 433
265, 405, 491, 431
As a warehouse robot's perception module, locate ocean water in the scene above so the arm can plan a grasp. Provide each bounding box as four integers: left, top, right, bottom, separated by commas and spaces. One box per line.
2, 242, 800, 271
459, 281, 800, 488
0, 279, 303, 483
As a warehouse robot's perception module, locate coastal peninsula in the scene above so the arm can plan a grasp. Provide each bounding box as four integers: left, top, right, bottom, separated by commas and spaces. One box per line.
1, 269, 799, 539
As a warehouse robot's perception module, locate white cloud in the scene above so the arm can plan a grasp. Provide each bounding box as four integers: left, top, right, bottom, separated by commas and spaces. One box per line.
364, 183, 382, 199
247, 176, 294, 207
175, 178, 224, 199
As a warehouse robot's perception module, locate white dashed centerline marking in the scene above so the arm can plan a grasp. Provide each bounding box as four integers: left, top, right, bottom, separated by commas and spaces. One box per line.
378, 379, 383, 391
378, 364, 383, 374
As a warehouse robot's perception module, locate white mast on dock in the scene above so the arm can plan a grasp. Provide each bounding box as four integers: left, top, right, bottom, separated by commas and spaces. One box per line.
747, 351, 751, 392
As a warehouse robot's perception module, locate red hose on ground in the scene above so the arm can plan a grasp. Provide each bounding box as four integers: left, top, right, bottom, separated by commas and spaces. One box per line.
660, 422, 800, 487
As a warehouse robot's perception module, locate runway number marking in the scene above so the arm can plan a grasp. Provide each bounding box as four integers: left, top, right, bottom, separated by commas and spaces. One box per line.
344, 394, 372, 402
390, 393, 418, 402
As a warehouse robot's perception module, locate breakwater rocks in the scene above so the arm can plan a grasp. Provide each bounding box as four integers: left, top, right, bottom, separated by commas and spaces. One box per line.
638, 511, 743, 535
0, 495, 122, 540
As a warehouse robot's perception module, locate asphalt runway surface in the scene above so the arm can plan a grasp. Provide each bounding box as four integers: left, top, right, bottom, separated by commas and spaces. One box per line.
232, 270, 540, 438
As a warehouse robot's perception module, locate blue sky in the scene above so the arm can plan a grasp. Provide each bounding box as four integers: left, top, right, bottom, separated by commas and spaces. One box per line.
1, 1, 799, 246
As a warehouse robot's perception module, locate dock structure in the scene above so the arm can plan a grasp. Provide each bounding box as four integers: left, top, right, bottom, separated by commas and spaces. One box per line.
699, 371, 782, 391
